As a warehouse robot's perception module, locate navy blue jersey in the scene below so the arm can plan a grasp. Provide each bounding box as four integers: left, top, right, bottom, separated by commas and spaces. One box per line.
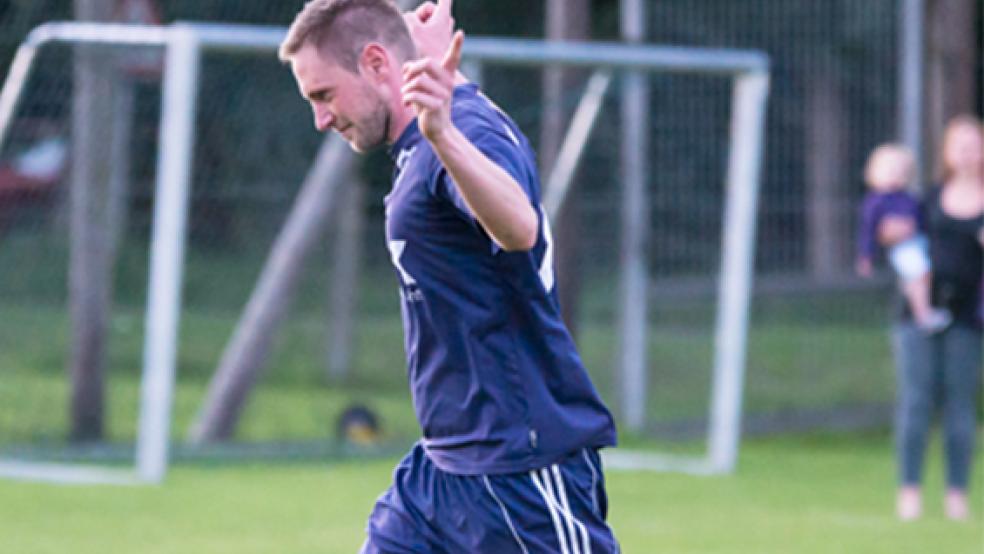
384, 84, 616, 475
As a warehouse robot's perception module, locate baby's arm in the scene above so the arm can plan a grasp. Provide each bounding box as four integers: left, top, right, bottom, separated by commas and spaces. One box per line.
856, 197, 879, 276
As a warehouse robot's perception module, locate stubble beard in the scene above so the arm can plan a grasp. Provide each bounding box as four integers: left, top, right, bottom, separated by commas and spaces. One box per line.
348, 89, 390, 153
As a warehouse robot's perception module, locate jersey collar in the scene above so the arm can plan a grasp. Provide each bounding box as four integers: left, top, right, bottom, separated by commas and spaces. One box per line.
387, 84, 481, 167
389, 119, 422, 168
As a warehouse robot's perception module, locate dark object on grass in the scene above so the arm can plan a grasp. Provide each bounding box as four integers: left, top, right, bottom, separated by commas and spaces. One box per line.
336, 404, 381, 446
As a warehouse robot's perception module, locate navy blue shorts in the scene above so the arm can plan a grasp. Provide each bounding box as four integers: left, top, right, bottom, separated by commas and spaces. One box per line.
361, 444, 621, 553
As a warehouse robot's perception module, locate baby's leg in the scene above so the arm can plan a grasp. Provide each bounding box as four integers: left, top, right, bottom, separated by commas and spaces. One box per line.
900, 274, 933, 322
890, 236, 950, 332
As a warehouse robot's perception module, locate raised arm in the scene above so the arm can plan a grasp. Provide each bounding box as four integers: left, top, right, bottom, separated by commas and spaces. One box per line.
401, 32, 538, 251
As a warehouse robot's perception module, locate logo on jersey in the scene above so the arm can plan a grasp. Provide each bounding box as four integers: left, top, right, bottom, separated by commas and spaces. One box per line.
388, 240, 416, 286
538, 206, 555, 292
395, 146, 416, 171
388, 239, 424, 302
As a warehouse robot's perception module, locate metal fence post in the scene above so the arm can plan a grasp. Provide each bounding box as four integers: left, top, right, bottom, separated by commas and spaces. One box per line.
899, 0, 925, 183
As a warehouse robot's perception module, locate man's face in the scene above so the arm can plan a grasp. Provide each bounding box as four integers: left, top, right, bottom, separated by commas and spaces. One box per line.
290, 43, 390, 153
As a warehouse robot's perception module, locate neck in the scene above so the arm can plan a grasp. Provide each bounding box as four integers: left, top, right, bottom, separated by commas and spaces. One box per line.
949, 169, 983, 185
386, 103, 416, 145
385, 82, 468, 144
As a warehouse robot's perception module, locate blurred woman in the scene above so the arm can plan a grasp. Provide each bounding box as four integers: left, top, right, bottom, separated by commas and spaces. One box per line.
888, 115, 983, 521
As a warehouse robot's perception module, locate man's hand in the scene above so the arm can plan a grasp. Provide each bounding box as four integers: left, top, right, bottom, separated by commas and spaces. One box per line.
404, 0, 453, 62
404, 0, 469, 85
401, 30, 464, 143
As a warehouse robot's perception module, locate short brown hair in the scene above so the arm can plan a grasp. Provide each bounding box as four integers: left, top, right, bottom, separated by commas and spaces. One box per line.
278, 0, 415, 70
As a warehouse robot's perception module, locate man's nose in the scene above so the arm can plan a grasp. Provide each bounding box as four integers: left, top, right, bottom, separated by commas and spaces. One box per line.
314, 105, 335, 132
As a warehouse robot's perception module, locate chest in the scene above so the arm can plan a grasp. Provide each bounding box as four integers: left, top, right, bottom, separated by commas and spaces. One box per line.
384, 157, 496, 288
939, 183, 984, 220
929, 199, 983, 244
385, 163, 471, 243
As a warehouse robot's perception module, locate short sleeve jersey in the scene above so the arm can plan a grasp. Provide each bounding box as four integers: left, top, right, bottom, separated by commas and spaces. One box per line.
384, 84, 616, 475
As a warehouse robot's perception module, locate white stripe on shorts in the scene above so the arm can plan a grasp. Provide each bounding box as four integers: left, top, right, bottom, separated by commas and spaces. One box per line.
551, 465, 591, 554
582, 449, 600, 516
540, 467, 580, 554
530, 469, 571, 554
483, 475, 530, 554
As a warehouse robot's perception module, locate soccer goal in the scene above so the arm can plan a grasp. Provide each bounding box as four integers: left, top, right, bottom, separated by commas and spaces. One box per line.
0, 21, 768, 484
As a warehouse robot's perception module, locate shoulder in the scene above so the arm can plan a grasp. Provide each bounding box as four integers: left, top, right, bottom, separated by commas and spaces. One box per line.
861, 192, 888, 213
451, 88, 523, 146
861, 191, 881, 205
449, 85, 491, 121
902, 190, 924, 209
923, 184, 943, 204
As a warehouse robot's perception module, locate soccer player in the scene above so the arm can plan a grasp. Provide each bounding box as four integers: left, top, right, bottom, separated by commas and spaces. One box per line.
279, 1, 620, 551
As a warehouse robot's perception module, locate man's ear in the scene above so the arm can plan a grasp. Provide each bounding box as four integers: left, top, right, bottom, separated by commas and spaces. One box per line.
358, 43, 391, 82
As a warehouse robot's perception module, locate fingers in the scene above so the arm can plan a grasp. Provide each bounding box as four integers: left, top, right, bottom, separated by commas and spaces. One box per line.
407, 0, 452, 32
414, 1, 436, 21
401, 71, 444, 101
400, 31, 461, 89
403, 2, 435, 32
402, 56, 455, 85
402, 91, 445, 113
441, 30, 464, 73
435, 0, 453, 20
401, 76, 449, 113
404, 0, 456, 65
402, 57, 442, 82
402, 58, 451, 84
401, 56, 454, 114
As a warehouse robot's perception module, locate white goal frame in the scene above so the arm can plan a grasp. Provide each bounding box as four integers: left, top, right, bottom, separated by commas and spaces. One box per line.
0, 21, 769, 484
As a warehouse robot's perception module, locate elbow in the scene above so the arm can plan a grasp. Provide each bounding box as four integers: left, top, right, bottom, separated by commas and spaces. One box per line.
499, 214, 539, 252
501, 232, 537, 252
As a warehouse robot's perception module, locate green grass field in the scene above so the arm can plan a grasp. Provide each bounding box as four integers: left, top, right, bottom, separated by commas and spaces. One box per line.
2, 236, 977, 552
0, 295, 899, 448
0, 433, 981, 553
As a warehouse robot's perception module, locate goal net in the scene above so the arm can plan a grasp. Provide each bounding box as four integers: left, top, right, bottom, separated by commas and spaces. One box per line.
0, 22, 768, 484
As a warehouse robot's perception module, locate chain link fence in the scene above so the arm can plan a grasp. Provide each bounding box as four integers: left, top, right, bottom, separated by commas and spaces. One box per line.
0, 0, 933, 464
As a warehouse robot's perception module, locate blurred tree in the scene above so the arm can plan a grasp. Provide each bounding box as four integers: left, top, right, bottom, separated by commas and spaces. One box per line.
804, 55, 849, 280
926, 0, 981, 177
68, 0, 114, 442
777, 2, 855, 280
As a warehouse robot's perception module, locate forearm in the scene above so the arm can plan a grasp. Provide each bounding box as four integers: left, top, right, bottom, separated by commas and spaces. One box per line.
430, 125, 538, 251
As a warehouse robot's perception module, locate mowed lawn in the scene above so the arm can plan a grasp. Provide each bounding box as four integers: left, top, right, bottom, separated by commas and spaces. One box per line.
0, 433, 980, 554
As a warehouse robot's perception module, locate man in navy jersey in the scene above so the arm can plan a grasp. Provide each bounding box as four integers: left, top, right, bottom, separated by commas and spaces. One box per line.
280, 1, 619, 551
